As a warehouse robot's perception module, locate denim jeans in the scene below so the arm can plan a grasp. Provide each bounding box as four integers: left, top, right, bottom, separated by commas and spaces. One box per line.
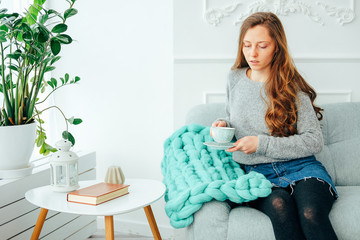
243, 155, 338, 198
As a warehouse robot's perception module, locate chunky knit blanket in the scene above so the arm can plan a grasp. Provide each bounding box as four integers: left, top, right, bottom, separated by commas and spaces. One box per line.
161, 124, 273, 228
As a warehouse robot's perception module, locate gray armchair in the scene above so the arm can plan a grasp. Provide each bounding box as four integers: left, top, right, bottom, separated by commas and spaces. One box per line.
185, 102, 360, 240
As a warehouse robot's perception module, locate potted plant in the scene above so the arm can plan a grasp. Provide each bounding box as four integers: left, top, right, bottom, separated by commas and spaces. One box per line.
0, 0, 82, 171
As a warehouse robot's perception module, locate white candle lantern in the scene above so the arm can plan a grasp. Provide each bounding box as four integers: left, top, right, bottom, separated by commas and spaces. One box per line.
49, 139, 80, 192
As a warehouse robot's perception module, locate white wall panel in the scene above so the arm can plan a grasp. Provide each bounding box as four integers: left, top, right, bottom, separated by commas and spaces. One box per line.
174, 0, 360, 128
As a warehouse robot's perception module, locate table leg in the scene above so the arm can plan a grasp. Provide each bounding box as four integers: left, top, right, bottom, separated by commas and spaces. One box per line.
104, 216, 114, 240
144, 205, 162, 240
31, 208, 48, 240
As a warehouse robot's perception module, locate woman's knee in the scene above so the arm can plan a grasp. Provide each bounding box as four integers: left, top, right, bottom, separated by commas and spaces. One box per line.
258, 188, 294, 216
301, 206, 318, 224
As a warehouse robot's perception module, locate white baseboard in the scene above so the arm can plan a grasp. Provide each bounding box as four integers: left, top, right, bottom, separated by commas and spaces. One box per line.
96, 217, 187, 240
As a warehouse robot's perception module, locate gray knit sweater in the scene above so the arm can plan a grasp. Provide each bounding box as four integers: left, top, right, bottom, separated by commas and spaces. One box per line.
220, 68, 324, 165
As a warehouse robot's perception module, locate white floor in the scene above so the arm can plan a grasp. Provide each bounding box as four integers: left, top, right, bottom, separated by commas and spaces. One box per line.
87, 231, 171, 240
87, 231, 154, 239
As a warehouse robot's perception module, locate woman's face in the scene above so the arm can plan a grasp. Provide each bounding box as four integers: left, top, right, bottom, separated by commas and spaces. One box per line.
242, 25, 276, 72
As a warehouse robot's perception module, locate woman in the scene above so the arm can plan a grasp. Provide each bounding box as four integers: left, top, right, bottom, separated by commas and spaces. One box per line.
212, 12, 338, 240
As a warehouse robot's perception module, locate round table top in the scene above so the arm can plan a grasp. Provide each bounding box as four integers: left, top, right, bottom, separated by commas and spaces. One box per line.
25, 179, 166, 216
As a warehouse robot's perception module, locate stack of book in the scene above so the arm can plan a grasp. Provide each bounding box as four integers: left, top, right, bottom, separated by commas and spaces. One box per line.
67, 182, 130, 205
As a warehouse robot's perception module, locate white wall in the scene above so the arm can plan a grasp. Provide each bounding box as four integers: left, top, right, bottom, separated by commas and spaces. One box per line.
47, 0, 175, 237
174, 0, 360, 128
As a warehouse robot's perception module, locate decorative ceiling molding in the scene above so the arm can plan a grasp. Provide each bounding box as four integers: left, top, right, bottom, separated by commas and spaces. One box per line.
233, 0, 323, 25
204, 0, 356, 26
317, 1, 355, 25
204, 2, 241, 26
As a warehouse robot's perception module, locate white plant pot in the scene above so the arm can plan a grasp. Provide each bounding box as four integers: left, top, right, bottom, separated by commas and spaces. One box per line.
0, 122, 37, 170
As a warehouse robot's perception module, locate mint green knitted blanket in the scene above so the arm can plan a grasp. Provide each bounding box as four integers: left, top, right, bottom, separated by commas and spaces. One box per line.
161, 124, 272, 228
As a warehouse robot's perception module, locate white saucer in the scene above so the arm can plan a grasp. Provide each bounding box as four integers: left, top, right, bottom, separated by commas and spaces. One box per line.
0, 163, 34, 179
203, 142, 235, 150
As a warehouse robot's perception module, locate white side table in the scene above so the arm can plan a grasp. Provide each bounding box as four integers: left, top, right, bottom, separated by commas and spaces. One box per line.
25, 179, 166, 240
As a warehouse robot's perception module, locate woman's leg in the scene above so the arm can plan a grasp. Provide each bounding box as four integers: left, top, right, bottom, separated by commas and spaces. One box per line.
293, 178, 337, 240
249, 187, 305, 240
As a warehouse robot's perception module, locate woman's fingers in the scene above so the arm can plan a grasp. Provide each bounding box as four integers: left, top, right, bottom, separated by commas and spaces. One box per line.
226, 137, 258, 154
211, 121, 226, 127
227, 140, 241, 152
219, 121, 226, 127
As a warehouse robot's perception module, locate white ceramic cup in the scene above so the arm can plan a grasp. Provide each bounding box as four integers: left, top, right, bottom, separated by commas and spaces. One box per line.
211, 127, 235, 143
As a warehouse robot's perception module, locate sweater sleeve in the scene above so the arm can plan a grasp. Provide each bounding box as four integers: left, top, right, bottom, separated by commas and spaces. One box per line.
255, 92, 324, 160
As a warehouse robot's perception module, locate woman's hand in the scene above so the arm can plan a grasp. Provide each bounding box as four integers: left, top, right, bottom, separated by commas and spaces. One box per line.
210, 121, 227, 137
227, 136, 258, 154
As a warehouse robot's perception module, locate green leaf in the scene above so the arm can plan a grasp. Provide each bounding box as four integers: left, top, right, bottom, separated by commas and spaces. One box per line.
37, 25, 49, 42
39, 13, 48, 24
60, 77, 65, 84
0, 30, 7, 42
39, 142, 57, 155
7, 53, 20, 60
50, 56, 61, 65
65, 73, 69, 82
64, 8, 78, 19
67, 117, 82, 125
51, 77, 57, 88
43, 142, 57, 152
37, 32, 48, 42
73, 118, 82, 125
45, 66, 56, 72
62, 131, 75, 146
0, 24, 8, 32
47, 9, 64, 21
51, 23, 67, 33
42, 57, 52, 65
39, 142, 46, 154
55, 34, 72, 44
41, 86, 45, 93
47, 9, 59, 15
74, 76, 80, 82
36, 118, 45, 125
25, 2, 45, 25
36, 0, 47, 6
50, 39, 61, 55
0, 9, 8, 15
8, 64, 18, 71
13, 18, 23, 31
47, 80, 54, 89
35, 135, 45, 147
28, 53, 38, 62
22, 31, 32, 42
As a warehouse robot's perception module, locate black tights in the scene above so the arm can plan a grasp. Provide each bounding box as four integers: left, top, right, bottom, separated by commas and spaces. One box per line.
248, 178, 337, 240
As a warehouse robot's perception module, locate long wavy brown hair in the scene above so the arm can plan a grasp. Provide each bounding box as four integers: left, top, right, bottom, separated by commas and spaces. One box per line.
232, 12, 323, 137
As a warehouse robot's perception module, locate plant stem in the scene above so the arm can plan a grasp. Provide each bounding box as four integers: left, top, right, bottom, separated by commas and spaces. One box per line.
28, 41, 50, 118
26, 105, 68, 132
0, 42, 14, 122
36, 84, 68, 105
28, 63, 37, 107
8, 35, 14, 101
14, 55, 27, 124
